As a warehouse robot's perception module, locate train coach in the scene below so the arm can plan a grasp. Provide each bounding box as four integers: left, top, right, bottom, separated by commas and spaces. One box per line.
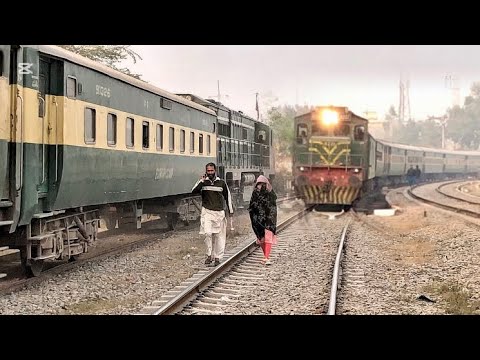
177, 94, 275, 207
0, 45, 274, 276
367, 138, 480, 188
292, 105, 480, 207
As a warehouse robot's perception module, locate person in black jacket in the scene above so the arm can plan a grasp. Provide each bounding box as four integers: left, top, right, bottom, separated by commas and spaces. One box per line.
248, 175, 277, 265
414, 165, 422, 184
192, 163, 233, 267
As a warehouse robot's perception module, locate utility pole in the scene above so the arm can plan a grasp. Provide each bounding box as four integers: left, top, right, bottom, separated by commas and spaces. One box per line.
209, 80, 229, 104
445, 74, 460, 107
427, 115, 448, 149
255, 92, 260, 121
399, 73, 411, 124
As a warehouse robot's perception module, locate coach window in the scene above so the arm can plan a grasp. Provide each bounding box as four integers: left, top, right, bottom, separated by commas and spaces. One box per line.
190, 131, 195, 153
156, 124, 163, 151
180, 130, 185, 153
354, 125, 365, 141
84, 108, 96, 144
207, 135, 211, 155
126, 117, 134, 148
169, 127, 175, 152
67, 76, 77, 98
107, 113, 117, 146
199, 134, 204, 154
142, 121, 149, 149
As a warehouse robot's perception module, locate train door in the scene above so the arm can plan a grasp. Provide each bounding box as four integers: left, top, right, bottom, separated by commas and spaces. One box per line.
0, 45, 14, 231
8, 46, 21, 231
37, 58, 50, 209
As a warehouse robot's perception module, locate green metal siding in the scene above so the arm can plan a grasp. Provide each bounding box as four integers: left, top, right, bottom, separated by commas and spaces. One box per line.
18, 143, 44, 225
53, 145, 215, 209
349, 142, 368, 167
17, 46, 216, 133
63, 62, 215, 133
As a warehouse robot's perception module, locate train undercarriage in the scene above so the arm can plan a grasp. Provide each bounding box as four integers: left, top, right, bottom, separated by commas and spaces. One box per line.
0, 180, 259, 277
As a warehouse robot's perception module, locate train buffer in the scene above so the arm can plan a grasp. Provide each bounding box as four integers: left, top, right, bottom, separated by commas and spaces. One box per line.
0, 246, 20, 279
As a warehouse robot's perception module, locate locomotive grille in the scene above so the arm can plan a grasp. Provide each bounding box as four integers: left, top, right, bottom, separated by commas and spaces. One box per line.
307, 139, 351, 166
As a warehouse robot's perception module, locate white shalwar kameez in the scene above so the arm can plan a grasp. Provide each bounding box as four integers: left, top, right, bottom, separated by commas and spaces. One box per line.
200, 207, 227, 260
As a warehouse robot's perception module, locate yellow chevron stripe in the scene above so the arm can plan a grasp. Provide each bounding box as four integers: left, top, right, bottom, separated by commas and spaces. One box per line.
332, 149, 350, 164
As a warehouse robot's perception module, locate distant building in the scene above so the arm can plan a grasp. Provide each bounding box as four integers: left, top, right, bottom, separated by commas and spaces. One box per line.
363, 110, 390, 140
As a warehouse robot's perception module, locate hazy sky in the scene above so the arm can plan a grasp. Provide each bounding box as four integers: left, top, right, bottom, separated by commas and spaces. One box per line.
125, 45, 480, 121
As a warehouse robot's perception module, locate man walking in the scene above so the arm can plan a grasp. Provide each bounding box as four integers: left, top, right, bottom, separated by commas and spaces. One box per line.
192, 163, 233, 267
414, 165, 422, 185
406, 165, 415, 187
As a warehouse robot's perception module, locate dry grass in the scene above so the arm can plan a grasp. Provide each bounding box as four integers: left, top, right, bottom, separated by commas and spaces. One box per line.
423, 281, 480, 314
380, 207, 430, 233
65, 297, 138, 314
390, 237, 435, 266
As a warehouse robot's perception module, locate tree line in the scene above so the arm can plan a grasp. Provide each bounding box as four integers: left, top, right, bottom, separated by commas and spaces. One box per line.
386, 82, 480, 150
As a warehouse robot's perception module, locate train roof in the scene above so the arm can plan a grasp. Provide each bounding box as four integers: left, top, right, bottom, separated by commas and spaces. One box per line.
28, 45, 216, 117
295, 106, 368, 122
374, 136, 480, 156
176, 93, 263, 125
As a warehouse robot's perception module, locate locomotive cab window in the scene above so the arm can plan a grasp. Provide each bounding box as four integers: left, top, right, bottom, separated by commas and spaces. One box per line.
258, 130, 266, 143
142, 121, 149, 149
297, 124, 308, 144
354, 125, 365, 141
84, 108, 96, 144
199, 134, 204, 154
207, 135, 211, 155
311, 122, 328, 136
334, 124, 350, 136
67, 76, 77, 98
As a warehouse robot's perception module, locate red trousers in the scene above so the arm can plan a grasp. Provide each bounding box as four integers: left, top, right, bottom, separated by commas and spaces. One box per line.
260, 242, 272, 259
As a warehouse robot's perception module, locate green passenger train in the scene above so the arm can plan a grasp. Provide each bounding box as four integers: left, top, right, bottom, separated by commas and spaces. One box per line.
0, 45, 274, 276
293, 105, 480, 207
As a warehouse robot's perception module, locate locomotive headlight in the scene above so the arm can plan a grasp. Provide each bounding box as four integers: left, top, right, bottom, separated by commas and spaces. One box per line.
354, 168, 359, 173
322, 109, 339, 126
300, 166, 305, 171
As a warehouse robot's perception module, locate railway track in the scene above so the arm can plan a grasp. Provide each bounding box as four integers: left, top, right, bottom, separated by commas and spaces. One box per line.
0, 220, 179, 296
0, 196, 302, 298
408, 181, 480, 219
137, 207, 352, 315
0, 195, 298, 280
